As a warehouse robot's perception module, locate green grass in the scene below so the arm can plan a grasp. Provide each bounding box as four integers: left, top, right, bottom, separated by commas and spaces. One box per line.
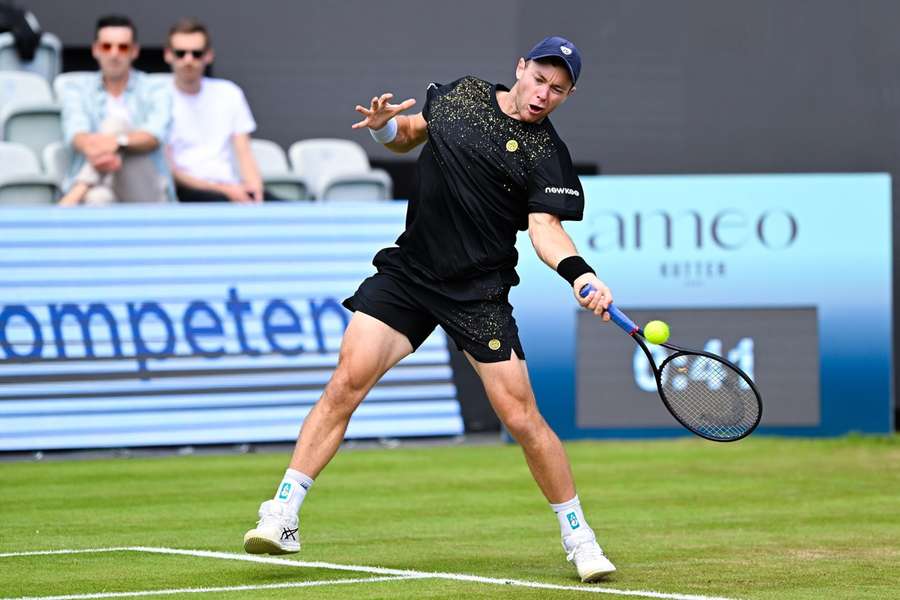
1, 436, 898, 599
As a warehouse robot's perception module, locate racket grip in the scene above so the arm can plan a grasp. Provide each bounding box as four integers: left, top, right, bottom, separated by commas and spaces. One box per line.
578, 284, 639, 335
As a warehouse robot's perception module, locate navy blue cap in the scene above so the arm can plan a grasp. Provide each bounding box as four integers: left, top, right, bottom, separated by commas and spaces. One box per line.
525, 36, 581, 85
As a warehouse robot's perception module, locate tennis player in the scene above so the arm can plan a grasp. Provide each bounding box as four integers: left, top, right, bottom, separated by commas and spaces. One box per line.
243, 36, 617, 582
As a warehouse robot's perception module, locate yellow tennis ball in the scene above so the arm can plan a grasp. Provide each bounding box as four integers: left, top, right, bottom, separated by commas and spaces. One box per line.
643, 320, 670, 345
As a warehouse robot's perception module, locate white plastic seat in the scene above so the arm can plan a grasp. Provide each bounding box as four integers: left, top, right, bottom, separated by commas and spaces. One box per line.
288, 138, 392, 201
0, 141, 58, 204
252, 138, 292, 172
0, 101, 62, 158
0, 71, 62, 156
42, 140, 69, 185
52, 71, 94, 101
250, 138, 310, 201
0, 72, 61, 159
0, 71, 53, 110
318, 171, 393, 201
0, 32, 62, 84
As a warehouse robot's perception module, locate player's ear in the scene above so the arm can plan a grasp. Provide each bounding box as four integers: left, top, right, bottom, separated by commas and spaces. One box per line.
567, 85, 576, 97
515, 57, 526, 80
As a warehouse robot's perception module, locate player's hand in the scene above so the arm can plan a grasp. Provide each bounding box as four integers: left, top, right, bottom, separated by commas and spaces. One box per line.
574, 273, 613, 322
351, 93, 416, 131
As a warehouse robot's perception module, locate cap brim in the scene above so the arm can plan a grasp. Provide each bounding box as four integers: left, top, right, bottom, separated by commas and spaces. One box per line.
527, 52, 577, 85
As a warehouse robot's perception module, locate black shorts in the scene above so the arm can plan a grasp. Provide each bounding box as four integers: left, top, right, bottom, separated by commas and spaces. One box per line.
342, 258, 525, 364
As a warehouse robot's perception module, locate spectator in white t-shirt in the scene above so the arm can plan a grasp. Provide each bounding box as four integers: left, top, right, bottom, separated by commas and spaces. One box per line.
164, 18, 268, 203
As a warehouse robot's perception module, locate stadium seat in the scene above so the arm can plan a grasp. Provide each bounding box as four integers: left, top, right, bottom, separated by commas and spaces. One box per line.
250, 138, 310, 201
0, 140, 59, 204
0, 32, 62, 84
0, 100, 62, 158
42, 140, 69, 186
287, 138, 393, 201
0, 71, 53, 108
51, 71, 93, 101
0, 71, 61, 159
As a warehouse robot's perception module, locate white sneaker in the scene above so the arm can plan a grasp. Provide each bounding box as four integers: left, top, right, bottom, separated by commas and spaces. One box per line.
563, 531, 616, 582
243, 500, 300, 555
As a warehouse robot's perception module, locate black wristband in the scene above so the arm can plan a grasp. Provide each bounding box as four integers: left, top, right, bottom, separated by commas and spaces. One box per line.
556, 255, 595, 286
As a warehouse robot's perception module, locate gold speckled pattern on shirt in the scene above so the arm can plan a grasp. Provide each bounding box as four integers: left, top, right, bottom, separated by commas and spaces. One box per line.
394, 75, 582, 285
427, 77, 555, 185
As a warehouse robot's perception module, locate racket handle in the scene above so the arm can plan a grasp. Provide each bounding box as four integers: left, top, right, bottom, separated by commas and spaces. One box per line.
578, 284, 639, 335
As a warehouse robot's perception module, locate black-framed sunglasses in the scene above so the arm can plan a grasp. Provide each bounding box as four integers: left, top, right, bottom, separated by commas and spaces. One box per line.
172, 48, 206, 59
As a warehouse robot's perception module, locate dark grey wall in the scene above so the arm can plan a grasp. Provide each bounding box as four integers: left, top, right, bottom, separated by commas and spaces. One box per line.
26, 0, 900, 172
28, 0, 519, 158
25, 0, 900, 424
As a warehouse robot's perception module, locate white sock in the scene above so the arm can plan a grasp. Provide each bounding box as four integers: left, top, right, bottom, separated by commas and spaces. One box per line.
273, 469, 314, 515
550, 495, 592, 539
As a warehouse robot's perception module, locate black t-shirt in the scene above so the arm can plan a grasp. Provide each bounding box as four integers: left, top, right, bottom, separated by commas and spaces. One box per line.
384, 76, 584, 297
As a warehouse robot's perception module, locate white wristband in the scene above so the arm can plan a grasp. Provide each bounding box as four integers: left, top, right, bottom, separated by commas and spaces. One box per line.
369, 117, 398, 144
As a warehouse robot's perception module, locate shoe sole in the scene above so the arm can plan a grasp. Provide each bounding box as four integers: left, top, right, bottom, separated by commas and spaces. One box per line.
581, 567, 616, 583
243, 535, 299, 555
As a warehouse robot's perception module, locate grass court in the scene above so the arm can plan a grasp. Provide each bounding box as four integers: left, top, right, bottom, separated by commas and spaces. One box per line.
1, 436, 898, 599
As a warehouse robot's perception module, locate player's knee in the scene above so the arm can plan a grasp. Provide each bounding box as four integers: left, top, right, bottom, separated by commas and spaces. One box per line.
322, 363, 371, 412
499, 403, 543, 443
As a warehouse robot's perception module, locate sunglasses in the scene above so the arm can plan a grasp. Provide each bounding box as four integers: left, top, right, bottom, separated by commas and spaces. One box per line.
98, 42, 132, 54
171, 48, 207, 59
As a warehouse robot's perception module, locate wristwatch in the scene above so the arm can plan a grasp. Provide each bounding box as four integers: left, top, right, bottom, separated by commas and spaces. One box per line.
116, 133, 129, 151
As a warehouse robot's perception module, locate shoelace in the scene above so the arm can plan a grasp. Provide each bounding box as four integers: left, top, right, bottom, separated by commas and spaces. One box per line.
257, 504, 295, 528
257, 513, 282, 527
566, 539, 606, 563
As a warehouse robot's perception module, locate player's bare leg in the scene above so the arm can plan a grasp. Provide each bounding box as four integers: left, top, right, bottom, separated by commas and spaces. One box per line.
467, 351, 616, 581
465, 351, 574, 502
289, 312, 413, 477
244, 312, 413, 554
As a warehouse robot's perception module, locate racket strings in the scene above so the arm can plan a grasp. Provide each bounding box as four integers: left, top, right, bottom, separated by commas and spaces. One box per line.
660, 355, 760, 441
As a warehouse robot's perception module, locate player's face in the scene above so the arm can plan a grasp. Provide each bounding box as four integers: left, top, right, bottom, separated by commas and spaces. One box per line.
165, 32, 214, 85
92, 27, 138, 81
513, 58, 575, 123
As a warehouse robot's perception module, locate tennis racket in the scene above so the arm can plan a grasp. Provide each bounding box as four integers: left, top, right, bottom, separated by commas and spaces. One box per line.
580, 284, 762, 442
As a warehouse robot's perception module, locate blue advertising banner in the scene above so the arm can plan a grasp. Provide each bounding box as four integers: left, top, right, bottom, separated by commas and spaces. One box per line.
513, 174, 893, 438
0, 204, 463, 451
1, 174, 891, 450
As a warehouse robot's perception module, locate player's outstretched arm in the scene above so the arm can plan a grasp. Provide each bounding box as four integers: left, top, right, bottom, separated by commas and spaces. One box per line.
528, 212, 612, 320
352, 93, 427, 153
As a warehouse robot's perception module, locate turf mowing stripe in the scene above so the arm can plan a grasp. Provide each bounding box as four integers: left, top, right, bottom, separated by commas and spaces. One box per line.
0, 575, 426, 600
0, 546, 742, 600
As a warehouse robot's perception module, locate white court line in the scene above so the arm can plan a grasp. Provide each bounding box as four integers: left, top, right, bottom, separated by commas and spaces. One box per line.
0, 548, 132, 558
0, 575, 426, 600
0, 546, 742, 600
